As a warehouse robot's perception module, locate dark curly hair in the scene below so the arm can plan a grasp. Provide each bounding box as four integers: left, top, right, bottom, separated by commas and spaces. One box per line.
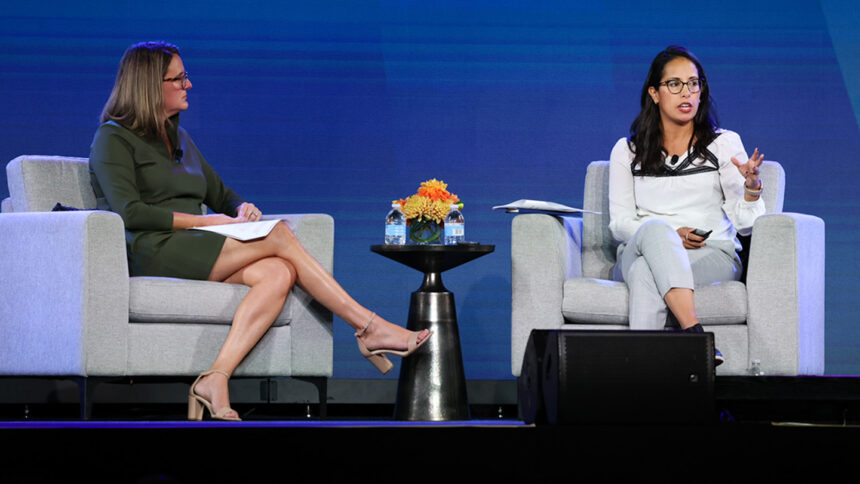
628, 46, 719, 174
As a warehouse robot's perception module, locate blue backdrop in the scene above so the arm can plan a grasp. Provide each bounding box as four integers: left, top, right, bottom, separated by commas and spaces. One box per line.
2, 0, 858, 377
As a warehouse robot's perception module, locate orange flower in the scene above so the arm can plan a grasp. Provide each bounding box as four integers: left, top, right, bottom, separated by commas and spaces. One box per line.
417, 178, 459, 204
396, 179, 463, 224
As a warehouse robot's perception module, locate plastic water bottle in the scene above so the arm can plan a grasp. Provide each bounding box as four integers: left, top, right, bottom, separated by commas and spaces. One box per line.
749, 359, 765, 376
384, 203, 406, 245
443, 204, 465, 245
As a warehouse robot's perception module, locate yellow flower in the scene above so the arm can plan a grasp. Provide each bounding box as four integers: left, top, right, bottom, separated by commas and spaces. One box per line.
402, 195, 431, 221
429, 199, 451, 223
398, 179, 463, 224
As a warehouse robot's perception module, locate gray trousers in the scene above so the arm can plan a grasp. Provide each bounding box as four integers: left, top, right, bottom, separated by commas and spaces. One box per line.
613, 220, 742, 330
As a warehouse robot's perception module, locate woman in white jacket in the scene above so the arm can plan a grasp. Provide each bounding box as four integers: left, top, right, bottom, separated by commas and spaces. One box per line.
608, 46, 766, 365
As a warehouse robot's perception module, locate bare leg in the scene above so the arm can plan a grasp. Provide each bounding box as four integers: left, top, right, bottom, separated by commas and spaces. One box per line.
666, 286, 724, 364
193, 256, 296, 418
664, 288, 698, 329
208, 222, 429, 351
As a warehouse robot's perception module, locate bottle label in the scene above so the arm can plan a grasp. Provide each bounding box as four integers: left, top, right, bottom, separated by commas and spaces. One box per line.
386, 225, 406, 237
445, 225, 464, 237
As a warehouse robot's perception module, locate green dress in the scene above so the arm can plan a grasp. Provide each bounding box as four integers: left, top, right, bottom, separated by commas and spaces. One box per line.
89, 115, 245, 280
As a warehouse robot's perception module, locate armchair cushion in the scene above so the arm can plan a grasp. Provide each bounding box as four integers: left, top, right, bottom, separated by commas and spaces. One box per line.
7, 155, 96, 212
562, 279, 748, 326
561, 278, 628, 324
129, 277, 292, 326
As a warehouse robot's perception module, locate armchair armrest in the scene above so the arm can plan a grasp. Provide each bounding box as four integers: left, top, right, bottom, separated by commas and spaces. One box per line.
511, 214, 583, 376
0, 211, 129, 376
262, 213, 335, 376
746, 212, 825, 375
264, 213, 335, 273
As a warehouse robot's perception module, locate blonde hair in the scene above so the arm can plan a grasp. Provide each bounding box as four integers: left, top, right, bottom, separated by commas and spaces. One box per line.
100, 41, 180, 140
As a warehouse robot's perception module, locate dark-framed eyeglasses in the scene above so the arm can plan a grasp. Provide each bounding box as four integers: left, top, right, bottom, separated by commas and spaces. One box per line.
657, 78, 702, 94
163, 72, 190, 89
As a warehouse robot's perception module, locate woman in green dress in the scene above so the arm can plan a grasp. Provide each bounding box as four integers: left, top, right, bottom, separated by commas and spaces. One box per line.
90, 41, 431, 421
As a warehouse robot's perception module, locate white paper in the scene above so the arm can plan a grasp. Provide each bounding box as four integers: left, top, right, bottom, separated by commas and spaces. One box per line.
191, 219, 281, 241
492, 199, 600, 214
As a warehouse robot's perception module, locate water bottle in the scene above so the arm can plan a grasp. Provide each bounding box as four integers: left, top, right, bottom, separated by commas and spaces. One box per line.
749, 359, 765, 376
443, 204, 465, 245
384, 203, 406, 245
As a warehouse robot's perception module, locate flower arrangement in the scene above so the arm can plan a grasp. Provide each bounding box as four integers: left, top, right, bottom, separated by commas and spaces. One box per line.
395, 178, 463, 244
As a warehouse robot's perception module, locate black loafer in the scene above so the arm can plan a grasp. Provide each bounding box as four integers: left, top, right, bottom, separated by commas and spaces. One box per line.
682, 323, 724, 367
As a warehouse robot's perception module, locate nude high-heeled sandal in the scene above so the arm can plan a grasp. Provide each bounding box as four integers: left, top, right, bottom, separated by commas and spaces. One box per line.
188, 369, 242, 421
354, 313, 433, 375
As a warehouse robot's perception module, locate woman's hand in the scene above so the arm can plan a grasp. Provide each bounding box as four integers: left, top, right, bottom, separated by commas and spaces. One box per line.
173, 212, 236, 229
731, 147, 764, 191
172, 203, 261, 229
677, 227, 707, 249
234, 202, 262, 222
209, 214, 240, 225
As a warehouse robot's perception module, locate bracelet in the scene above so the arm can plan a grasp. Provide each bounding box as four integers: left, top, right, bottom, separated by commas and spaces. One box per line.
745, 187, 762, 197
744, 180, 762, 197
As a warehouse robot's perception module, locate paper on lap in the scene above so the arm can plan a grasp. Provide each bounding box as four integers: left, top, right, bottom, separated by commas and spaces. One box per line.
191, 219, 281, 241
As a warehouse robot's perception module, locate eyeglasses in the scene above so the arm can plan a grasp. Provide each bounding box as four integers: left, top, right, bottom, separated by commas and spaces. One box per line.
163, 72, 190, 89
657, 78, 702, 94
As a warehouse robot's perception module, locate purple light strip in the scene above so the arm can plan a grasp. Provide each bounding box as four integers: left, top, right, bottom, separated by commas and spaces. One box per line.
0, 419, 529, 430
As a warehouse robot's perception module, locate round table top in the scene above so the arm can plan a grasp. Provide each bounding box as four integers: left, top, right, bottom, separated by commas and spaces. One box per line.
370, 243, 494, 273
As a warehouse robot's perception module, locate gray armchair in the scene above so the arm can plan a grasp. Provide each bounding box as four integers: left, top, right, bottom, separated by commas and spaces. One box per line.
511, 160, 825, 376
0, 155, 334, 415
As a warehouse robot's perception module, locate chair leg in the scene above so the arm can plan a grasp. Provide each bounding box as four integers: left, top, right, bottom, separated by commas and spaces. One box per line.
316, 378, 328, 420
73, 377, 106, 420
73, 377, 89, 420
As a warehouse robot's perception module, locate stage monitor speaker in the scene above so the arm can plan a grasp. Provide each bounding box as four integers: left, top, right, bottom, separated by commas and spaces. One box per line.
518, 330, 715, 425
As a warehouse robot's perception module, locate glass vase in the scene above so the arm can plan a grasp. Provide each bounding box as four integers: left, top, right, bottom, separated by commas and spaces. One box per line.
408, 219, 442, 244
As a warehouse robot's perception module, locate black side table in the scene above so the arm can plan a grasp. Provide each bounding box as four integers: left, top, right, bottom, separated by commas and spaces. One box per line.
370, 244, 494, 420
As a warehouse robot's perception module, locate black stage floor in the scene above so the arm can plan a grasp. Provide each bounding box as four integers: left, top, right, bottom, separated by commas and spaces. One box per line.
3, 419, 858, 482
2, 376, 859, 482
